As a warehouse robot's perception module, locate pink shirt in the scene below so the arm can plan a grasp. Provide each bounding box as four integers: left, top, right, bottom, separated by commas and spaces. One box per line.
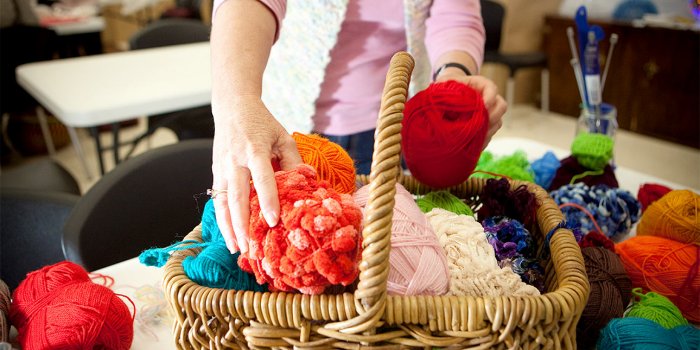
213, 0, 485, 135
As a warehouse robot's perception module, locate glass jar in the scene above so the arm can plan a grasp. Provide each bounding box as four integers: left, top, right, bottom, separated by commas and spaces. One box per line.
575, 103, 618, 139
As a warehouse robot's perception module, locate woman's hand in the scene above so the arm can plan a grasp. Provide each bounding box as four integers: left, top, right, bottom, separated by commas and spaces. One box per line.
212, 96, 302, 254
435, 72, 507, 148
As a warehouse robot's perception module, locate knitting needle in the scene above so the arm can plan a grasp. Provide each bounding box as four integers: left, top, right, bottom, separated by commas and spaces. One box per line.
570, 58, 588, 111
601, 33, 618, 96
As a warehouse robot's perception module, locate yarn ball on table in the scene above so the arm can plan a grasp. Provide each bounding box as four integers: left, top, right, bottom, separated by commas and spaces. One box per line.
292, 132, 357, 194
477, 178, 538, 228
597, 317, 699, 350
472, 150, 535, 182
616, 235, 700, 323
570, 132, 614, 171
548, 156, 618, 191
636, 189, 700, 245
625, 287, 688, 329
637, 183, 672, 213
354, 183, 449, 296
401, 80, 488, 188
530, 151, 560, 190
550, 183, 640, 238
425, 208, 539, 296
239, 164, 363, 294
578, 231, 615, 252
9, 261, 133, 350
416, 190, 474, 216
576, 246, 632, 350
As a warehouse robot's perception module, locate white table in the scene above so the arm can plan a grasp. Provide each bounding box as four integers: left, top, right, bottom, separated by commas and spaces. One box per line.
87, 137, 692, 349
16, 42, 211, 178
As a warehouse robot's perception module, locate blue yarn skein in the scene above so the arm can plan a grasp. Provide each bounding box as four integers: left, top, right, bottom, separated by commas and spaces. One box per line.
139, 199, 266, 291
597, 317, 700, 350
549, 183, 641, 238
531, 151, 560, 190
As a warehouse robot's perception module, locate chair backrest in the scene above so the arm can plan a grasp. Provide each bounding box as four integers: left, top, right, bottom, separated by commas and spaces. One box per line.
1, 159, 81, 195
62, 140, 213, 271
481, 0, 505, 53
1, 189, 79, 290
129, 18, 210, 50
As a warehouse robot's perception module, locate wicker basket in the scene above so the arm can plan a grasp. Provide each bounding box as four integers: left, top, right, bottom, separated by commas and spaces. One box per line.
163, 52, 589, 349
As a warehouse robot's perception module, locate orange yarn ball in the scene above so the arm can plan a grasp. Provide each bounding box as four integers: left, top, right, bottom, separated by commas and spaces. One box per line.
292, 133, 357, 194
637, 190, 700, 244
616, 236, 700, 323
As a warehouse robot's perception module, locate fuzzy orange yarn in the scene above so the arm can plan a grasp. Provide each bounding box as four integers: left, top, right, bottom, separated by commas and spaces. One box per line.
292, 133, 357, 194
636, 190, 700, 245
616, 236, 700, 323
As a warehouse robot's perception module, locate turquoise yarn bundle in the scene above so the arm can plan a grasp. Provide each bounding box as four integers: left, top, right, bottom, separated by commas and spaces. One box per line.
597, 317, 699, 350
471, 150, 535, 182
140, 200, 267, 292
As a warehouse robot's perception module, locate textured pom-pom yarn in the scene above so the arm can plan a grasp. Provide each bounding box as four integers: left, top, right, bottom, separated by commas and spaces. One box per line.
477, 178, 538, 228
636, 189, 700, 244
472, 150, 535, 182
401, 81, 488, 188
292, 132, 357, 194
354, 184, 449, 296
416, 190, 473, 216
10, 261, 133, 350
241, 165, 363, 294
426, 208, 539, 296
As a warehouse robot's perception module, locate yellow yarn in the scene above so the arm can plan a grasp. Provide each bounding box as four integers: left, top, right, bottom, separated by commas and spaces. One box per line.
637, 190, 700, 245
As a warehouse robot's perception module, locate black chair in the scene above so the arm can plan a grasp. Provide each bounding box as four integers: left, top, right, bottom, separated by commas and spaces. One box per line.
122, 18, 214, 160
481, 0, 549, 111
1, 189, 80, 290
62, 139, 213, 271
1, 158, 81, 195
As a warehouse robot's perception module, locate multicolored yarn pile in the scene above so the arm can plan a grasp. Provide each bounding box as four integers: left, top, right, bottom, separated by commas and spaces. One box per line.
401, 80, 488, 188
426, 208, 539, 296
354, 184, 449, 296
10, 261, 134, 350
239, 165, 363, 294
292, 132, 357, 194
472, 150, 535, 182
481, 216, 545, 292
550, 183, 641, 238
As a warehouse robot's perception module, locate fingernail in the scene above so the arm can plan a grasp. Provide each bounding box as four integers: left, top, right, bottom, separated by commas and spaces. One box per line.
226, 240, 238, 255
239, 238, 249, 254
263, 210, 279, 227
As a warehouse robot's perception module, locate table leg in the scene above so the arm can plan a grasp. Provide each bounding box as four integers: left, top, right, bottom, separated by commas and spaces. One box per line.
35, 107, 56, 156
66, 126, 94, 180
89, 127, 106, 175
112, 122, 120, 166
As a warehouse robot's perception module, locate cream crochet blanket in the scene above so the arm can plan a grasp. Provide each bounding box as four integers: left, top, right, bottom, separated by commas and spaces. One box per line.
426, 208, 540, 297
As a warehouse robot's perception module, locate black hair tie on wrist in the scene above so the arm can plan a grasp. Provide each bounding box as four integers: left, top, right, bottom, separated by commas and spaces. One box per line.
433, 62, 472, 81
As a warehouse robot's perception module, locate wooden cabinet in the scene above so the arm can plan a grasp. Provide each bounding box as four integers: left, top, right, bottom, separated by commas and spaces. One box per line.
543, 15, 700, 149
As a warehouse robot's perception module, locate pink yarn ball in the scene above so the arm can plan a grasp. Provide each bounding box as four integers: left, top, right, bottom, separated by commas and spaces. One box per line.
354, 184, 450, 296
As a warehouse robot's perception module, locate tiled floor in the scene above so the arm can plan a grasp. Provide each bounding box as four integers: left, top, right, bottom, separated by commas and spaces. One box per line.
3, 104, 699, 194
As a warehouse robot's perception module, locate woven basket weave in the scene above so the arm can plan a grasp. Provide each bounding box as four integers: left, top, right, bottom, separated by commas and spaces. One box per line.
163, 52, 589, 349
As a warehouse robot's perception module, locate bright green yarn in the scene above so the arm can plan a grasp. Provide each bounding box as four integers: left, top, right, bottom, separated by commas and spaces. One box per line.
571, 133, 614, 171
471, 150, 535, 182
416, 191, 473, 216
625, 288, 688, 329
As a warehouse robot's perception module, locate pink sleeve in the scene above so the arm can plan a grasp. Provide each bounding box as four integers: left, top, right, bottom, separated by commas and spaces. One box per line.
425, 0, 485, 73
212, 0, 287, 41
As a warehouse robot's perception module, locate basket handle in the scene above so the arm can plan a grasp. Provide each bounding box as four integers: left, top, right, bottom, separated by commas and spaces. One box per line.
325, 52, 414, 334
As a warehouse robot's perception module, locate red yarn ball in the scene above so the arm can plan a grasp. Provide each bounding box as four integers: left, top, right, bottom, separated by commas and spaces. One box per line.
10, 261, 133, 350
579, 231, 616, 252
239, 164, 363, 294
637, 183, 672, 213
402, 81, 488, 188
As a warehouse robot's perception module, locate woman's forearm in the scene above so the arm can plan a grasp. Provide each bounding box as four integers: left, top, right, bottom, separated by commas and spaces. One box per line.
433, 50, 479, 79
210, 0, 277, 119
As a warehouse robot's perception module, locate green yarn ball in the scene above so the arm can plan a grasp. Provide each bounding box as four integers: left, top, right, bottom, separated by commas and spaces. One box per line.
416, 191, 473, 216
471, 150, 535, 182
625, 288, 688, 329
571, 133, 614, 171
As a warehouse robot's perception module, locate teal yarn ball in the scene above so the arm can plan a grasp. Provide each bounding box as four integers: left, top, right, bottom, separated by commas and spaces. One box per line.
416, 191, 474, 216
201, 199, 224, 243
597, 317, 700, 350
183, 244, 266, 292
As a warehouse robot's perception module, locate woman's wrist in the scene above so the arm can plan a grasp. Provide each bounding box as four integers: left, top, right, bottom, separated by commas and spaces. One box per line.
433, 62, 473, 81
